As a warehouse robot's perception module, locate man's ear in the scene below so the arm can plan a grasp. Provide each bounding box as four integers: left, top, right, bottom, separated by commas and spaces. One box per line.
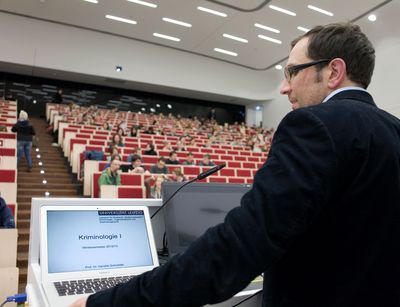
327, 58, 347, 89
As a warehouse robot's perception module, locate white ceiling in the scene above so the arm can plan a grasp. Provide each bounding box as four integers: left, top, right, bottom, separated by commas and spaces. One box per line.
0, 0, 391, 70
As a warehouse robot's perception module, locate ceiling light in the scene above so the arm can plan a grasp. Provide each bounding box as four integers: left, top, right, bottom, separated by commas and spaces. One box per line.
197, 6, 227, 17
37, 154, 41, 158
307, 5, 333, 16
275, 64, 283, 70
105, 15, 137, 25
156, 104, 160, 108
141, 107, 146, 111
258, 35, 282, 45
115, 66, 123, 72
153, 33, 181, 42
42, 179, 47, 184
368, 14, 377, 22
297, 26, 310, 32
254, 23, 280, 33
36, 148, 39, 152
45, 191, 50, 196
214, 48, 238, 57
38, 161, 43, 166
269, 5, 296, 16
223, 34, 248, 43
33, 100, 37, 104
167, 104, 172, 109
126, 0, 157, 8
83, 0, 98, 3
40, 170, 45, 174
162, 17, 192, 28
150, 108, 156, 113
256, 106, 261, 111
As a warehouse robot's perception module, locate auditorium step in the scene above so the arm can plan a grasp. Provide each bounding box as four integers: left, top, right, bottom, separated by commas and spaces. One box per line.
16, 116, 83, 293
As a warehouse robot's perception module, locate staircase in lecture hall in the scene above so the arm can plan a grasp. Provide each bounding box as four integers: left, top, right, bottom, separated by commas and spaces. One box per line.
16, 116, 83, 292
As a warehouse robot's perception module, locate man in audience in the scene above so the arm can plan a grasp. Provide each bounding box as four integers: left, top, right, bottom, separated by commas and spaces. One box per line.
165, 151, 180, 165
0, 195, 15, 228
122, 154, 148, 174
198, 153, 215, 166
182, 152, 195, 165
149, 157, 168, 174
143, 143, 157, 156
73, 22, 400, 307
98, 158, 121, 186
11, 110, 36, 172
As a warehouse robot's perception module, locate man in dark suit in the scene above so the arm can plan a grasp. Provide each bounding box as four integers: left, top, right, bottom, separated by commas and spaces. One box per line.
72, 22, 400, 307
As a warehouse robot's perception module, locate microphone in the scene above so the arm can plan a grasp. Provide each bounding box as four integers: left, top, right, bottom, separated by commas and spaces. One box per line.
150, 163, 226, 219
196, 163, 226, 180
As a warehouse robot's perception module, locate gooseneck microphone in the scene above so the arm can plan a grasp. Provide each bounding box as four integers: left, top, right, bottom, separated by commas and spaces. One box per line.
196, 163, 226, 180
150, 163, 226, 219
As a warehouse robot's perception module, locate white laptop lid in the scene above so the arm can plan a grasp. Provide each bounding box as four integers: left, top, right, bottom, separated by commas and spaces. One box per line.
40, 205, 159, 283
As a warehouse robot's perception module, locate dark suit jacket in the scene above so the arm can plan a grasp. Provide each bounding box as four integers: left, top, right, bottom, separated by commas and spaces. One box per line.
87, 90, 400, 307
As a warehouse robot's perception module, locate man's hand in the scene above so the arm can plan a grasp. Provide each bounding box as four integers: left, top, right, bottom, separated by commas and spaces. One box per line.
69, 296, 88, 307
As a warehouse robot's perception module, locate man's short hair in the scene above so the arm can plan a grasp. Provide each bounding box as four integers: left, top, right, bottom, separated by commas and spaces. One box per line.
291, 22, 375, 89
158, 157, 166, 163
130, 154, 142, 163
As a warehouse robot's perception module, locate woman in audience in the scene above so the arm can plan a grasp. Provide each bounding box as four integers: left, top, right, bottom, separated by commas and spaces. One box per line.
129, 126, 139, 137
109, 133, 124, 148
150, 175, 165, 199
12, 110, 36, 172
171, 168, 187, 182
102, 122, 111, 131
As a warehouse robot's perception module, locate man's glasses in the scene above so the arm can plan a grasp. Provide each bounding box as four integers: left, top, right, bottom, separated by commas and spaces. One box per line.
284, 59, 332, 81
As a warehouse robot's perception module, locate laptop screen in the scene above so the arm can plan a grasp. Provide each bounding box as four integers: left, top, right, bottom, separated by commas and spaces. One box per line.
46, 209, 154, 274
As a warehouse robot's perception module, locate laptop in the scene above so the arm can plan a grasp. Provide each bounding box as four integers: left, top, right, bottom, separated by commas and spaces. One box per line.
39, 205, 159, 307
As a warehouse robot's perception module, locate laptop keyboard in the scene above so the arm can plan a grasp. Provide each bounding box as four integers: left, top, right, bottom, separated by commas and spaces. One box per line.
53, 276, 134, 296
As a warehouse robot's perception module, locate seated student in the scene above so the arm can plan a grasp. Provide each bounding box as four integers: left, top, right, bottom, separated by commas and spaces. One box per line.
129, 126, 139, 137
143, 143, 158, 156
99, 158, 121, 186
165, 151, 180, 165
121, 154, 148, 174
150, 157, 168, 174
0, 196, 15, 228
198, 154, 215, 167
103, 154, 122, 170
150, 175, 165, 199
171, 168, 187, 183
173, 139, 186, 152
182, 152, 195, 165
109, 133, 124, 148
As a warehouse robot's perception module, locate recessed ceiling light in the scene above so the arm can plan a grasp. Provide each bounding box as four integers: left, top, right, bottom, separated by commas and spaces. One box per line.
167, 104, 172, 109
156, 104, 160, 108
297, 26, 310, 32
307, 5, 333, 16
153, 32, 181, 42
254, 23, 280, 33
368, 14, 377, 22
83, 0, 98, 3
214, 48, 238, 57
268, 5, 296, 16
256, 106, 261, 111
162, 17, 192, 28
197, 6, 227, 17
258, 34, 282, 45
141, 107, 146, 111
223, 34, 248, 43
105, 15, 137, 25
115, 66, 123, 72
126, 0, 157, 8
275, 64, 283, 70
45, 191, 50, 196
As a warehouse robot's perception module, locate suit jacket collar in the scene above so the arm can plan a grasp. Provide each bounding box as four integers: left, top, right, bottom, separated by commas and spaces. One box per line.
327, 89, 376, 107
